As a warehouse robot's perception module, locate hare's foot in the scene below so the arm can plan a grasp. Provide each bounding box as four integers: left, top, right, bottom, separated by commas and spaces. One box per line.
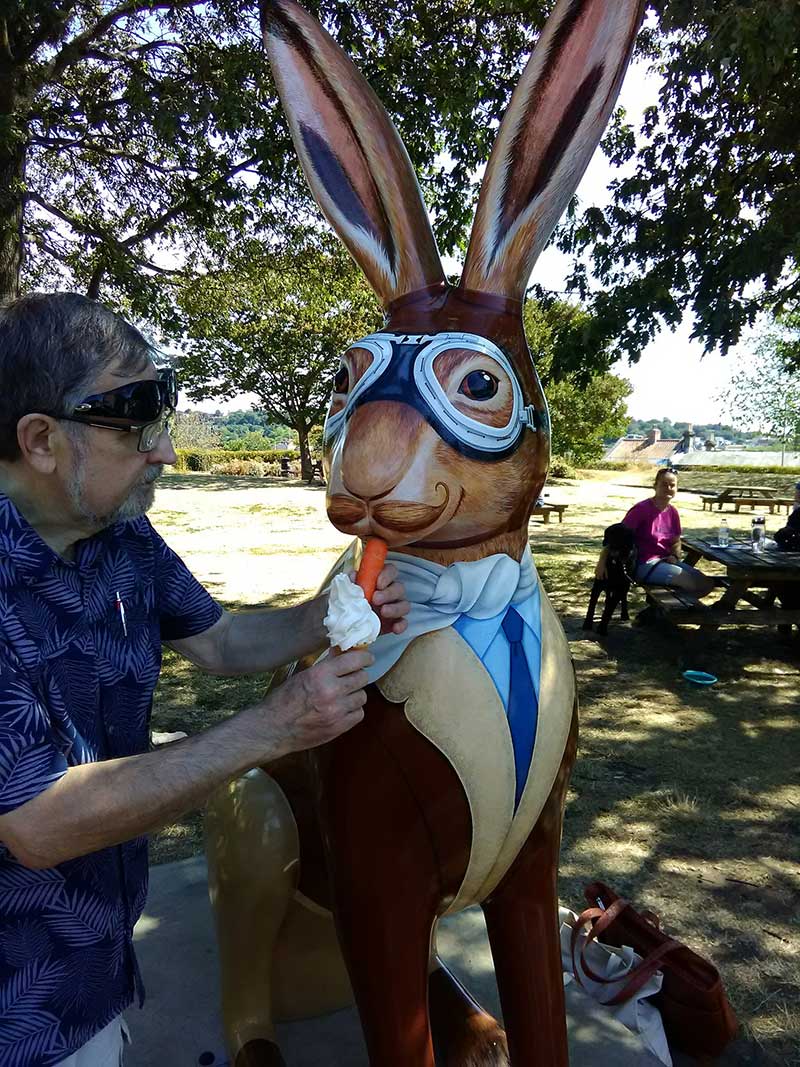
430, 963, 508, 1066
233, 1038, 286, 1067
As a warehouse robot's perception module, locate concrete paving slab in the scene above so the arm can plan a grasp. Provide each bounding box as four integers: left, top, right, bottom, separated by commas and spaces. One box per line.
128, 855, 668, 1067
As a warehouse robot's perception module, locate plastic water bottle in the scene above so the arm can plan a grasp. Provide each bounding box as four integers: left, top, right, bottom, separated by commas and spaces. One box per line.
717, 518, 729, 547
751, 516, 765, 552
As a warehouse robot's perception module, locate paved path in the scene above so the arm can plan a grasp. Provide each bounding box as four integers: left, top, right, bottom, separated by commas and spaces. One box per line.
126, 855, 676, 1067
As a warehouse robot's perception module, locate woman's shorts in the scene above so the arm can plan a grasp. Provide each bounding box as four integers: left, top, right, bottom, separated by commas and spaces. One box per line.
635, 559, 698, 586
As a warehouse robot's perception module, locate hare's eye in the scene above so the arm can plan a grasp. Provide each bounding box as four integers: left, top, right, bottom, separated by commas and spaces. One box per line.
459, 370, 498, 401
333, 365, 350, 394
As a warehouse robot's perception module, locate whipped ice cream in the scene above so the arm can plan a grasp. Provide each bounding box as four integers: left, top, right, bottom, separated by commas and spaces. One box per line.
324, 573, 381, 650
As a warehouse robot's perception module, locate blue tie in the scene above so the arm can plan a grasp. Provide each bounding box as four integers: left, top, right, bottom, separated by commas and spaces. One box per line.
501, 606, 538, 810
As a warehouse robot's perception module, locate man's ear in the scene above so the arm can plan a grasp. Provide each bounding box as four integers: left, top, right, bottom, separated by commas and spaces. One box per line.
16, 414, 60, 474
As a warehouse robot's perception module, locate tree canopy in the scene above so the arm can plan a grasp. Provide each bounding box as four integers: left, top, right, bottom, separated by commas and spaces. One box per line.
557, 0, 800, 365
1, 0, 797, 364
524, 299, 632, 465
177, 230, 381, 476
718, 326, 800, 461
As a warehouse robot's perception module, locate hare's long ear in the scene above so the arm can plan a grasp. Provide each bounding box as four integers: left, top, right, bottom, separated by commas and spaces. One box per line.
461, 0, 645, 300
262, 0, 445, 306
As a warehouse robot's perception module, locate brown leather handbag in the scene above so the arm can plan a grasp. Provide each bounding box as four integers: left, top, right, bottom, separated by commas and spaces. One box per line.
573, 881, 738, 1058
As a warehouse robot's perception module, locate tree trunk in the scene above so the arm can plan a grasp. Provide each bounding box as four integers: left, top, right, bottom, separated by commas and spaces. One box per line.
297, 424, 313, 481
0, 73, 25, 303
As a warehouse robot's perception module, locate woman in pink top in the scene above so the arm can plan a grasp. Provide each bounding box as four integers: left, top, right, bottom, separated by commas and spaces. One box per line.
597, 469, 714, 596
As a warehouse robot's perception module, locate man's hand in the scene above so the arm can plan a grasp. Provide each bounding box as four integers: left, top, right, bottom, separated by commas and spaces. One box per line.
255, 649, 372, 757
367, 562, 410, 635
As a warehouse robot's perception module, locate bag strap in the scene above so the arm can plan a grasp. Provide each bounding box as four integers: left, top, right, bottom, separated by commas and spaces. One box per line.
571, 902, 681, 1006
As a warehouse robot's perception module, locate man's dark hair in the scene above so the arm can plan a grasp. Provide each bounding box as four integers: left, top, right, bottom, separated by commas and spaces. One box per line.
0, 292, 157, 460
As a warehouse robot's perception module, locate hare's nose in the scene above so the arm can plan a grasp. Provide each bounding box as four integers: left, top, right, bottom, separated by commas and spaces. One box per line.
340, 401, 426, 500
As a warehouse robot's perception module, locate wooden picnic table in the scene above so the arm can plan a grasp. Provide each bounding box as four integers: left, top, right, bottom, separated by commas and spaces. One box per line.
646, 536, 800, 627
531, 503, 568, 523
700, 485, 794, 515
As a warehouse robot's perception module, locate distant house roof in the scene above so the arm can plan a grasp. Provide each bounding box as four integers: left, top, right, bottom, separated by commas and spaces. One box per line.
604, 433, 682, 464
672, 449, 800, 467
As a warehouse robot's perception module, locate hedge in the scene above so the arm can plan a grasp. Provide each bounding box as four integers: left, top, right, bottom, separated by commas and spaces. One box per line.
588, 460, 800, 475
587, 460, 631, 471
669, 463, 800, 475
173, 448, 300, 472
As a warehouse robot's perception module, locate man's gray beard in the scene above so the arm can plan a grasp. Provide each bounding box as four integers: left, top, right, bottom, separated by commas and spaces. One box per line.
67, 461, 163, 530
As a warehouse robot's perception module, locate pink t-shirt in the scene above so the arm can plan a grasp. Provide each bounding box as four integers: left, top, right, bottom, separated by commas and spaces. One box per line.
623, 498, 681, 563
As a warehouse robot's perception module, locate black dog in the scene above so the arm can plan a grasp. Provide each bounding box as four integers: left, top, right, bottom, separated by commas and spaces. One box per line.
583, 523, 638, 635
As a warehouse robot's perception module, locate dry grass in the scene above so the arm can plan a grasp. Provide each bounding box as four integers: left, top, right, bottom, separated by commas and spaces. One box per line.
148, 469, 799, 1065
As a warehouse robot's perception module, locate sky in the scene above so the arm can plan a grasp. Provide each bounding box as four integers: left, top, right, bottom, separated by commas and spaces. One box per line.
187, 56, 745, 426
525, 58, 742, 426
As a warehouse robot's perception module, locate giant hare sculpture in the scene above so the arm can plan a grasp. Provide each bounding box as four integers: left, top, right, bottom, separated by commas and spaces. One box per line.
206, 1, 644, 1064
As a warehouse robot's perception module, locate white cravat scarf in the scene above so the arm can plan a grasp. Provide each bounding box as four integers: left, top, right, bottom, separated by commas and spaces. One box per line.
366, 546, 537, 684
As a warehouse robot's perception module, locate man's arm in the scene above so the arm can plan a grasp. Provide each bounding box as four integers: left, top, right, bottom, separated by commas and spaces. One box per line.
0, 650, 371, 870
169, 564, 410, 676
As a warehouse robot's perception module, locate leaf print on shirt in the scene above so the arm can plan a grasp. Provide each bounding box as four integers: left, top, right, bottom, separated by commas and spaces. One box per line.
0, 865, 65, 914
0, 1009, 63, 1067
33, 570, 83, 616
0, 733, 67, 812
0, 957, 66, 1016
0, 920, 54, 969
0, 598, 41, 668
0, 681, 49, 735
45, 893, 115, 948
13, 591, 58, 649
51, 944, 117, 1016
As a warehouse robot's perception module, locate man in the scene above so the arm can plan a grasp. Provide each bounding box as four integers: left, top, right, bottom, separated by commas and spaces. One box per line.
0, 293, 409, 1067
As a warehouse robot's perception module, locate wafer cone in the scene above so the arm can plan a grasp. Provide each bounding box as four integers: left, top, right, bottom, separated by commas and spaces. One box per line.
331, 641, 371, 655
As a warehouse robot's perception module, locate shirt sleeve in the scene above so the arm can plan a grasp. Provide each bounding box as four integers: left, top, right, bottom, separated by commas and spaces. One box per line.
623, 500, 645, 530
148, 524, 223, 641
0, 656, 68, 815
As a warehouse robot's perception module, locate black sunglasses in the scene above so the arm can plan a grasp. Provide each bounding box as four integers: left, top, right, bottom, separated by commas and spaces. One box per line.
52, 367, 178, 453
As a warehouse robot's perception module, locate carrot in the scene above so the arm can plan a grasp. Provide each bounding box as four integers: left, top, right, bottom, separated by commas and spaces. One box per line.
355, 537, 388, 605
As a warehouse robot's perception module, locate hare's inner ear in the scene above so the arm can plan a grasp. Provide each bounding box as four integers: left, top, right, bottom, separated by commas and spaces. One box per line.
461, 0, 645, 301
263, 0, 445, 307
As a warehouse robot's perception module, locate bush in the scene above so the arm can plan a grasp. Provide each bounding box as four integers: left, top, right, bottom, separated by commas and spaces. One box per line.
210, 459, 277, 477
549, 456, 576, 479
174, 448, 299, 472
587, 460, 630, 471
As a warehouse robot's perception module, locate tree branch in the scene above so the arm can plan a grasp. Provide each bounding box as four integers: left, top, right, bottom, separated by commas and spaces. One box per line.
120, 153, 261, 249
37, 0, 204, 88
27, 191, 111, 243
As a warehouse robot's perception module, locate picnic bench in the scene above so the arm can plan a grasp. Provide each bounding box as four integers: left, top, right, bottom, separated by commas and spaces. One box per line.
531, 503, 568, 523
645, 536, 800, 628
700, 485, 794, 515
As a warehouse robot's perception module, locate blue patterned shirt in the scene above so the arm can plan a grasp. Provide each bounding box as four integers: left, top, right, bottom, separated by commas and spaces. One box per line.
0, 493, 222, 1066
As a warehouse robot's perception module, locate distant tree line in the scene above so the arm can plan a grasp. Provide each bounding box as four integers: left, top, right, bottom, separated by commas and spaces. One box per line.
624, 419, 764, 445
171, 409, 298, 453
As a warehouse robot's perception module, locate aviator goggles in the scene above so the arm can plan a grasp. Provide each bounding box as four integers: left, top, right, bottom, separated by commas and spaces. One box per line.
323, 332, 545, 461
51, 367, 178, 453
